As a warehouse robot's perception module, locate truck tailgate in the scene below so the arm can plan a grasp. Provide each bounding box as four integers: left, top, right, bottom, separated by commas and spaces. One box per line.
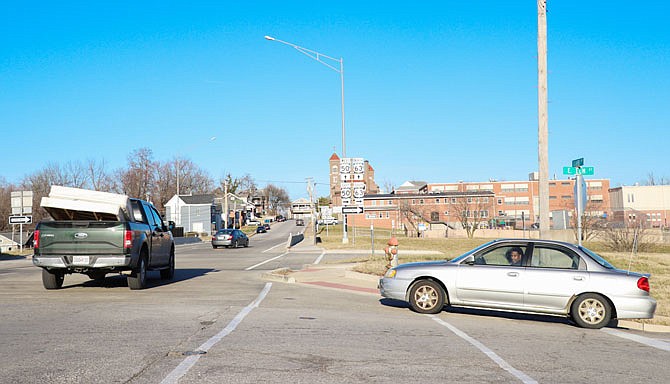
37, 221, 126, 255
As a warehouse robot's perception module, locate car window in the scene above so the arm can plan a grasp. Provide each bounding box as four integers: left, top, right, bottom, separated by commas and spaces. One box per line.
530, 246, 580, 269
474, 245, 528, 266
149, 206, 164, 229
131, 200, 147, 223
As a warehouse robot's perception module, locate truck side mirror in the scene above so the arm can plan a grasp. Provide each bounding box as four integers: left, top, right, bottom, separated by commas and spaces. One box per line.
168, 221, 175, 231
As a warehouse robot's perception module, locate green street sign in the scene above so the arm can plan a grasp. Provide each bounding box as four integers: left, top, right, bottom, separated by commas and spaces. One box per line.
579, 166, 594, 176
563, 166, 577, 175
563, 166, 594, 176
572, 158, 584, 167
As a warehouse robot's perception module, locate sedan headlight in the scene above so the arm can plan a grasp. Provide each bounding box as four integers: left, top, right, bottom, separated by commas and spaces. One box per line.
384, 269, 397, 278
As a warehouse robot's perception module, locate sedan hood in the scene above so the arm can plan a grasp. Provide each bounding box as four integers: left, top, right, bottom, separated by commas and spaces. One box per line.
395, 260, 451, 270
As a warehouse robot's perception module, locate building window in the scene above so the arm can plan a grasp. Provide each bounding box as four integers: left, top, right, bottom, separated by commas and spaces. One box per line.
388, 200, 392, 205
435, 198, 440, 204
480, 210, 488, 218
431, 212, 440, 221
482, 197, 489, 203
549, 196, 557, 199
561, 182, 570, 186
561, 195, 571, 199
451, 198, 457, 204
419, 199, 424, 205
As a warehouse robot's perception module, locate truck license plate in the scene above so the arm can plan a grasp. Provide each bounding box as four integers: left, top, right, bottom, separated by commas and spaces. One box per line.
72, 256, 89, 265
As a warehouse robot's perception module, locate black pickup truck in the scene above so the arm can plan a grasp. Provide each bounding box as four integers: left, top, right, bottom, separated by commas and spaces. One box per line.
33, 186, 175, 290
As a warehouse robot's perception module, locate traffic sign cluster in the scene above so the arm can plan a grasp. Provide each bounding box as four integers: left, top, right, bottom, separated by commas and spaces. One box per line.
340, 157, 366, 207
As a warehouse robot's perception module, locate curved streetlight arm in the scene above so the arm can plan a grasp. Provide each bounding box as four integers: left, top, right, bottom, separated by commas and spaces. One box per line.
265, 35, 342, 73
265, 34, 348, 243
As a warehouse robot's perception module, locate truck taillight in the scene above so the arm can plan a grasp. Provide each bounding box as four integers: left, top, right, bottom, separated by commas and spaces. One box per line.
124, 230, 132, 250
637, 277, 650, 292
33, 230, 40, 249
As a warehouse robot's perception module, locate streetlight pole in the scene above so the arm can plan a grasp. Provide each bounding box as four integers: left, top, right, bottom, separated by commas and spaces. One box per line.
265, 35, 349, 243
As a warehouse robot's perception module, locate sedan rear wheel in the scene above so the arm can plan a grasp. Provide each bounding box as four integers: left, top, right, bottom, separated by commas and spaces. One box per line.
571, 293, 611, 329
409, 279, 445, 314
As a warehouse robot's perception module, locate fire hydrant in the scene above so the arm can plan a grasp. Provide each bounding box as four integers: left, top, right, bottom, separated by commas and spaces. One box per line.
384, 237, 399, 271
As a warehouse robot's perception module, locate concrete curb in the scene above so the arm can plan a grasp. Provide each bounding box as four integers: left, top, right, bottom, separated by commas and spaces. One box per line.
617, 320, 670, 333
261, 268, 296, 284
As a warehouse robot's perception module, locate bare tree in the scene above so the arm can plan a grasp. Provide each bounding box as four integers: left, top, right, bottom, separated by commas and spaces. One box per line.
643, 172, 670, 186
263, 184, 290, 215
397, 199, 432, 237
215, 173, 255, 196
0, 178, 14, 231
87, 158, 116, 191
382, 180, 396, 194
453, 194, 492, 238
118, 148, 156, 200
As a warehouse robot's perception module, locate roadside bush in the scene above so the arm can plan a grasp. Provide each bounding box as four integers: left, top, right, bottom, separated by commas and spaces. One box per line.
599, 225, 653, 252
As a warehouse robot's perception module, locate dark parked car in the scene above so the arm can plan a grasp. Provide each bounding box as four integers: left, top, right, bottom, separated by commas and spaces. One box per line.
212, 229, 249, 248
296, 219, 305, 226
263, 223, 271, 231
256, 226, 267, 234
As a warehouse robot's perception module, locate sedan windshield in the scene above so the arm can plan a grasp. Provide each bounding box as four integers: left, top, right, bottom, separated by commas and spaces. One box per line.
450, 241, 496, 263
580, 246, 615, 269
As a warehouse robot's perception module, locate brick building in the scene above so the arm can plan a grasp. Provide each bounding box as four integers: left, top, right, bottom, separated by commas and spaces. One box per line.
428, 174, 610, 228
350, 174, 610, 231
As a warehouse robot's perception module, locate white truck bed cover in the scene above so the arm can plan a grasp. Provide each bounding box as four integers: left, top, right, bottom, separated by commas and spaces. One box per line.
40, 186, 132, 221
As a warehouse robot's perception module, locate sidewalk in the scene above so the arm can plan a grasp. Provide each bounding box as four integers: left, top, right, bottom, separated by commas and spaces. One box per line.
262, 237, 380, 295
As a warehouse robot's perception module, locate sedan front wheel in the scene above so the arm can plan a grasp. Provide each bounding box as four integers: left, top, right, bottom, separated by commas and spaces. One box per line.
409, 279, 445, 314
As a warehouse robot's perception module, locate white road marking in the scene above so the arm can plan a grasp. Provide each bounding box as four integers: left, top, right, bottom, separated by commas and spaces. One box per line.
245, 252, 288, 271
262, 242, 285, 253
160, 283, 272, 384
313, 250, 326, 264
430, 316, 538, 384
601, 328, 670, 351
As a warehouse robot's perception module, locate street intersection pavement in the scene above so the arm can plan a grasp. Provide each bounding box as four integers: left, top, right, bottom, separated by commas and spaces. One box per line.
262, 238, 381, 295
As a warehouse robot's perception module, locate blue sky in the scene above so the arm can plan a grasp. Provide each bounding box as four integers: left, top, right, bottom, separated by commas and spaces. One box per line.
1, 1, 668, 200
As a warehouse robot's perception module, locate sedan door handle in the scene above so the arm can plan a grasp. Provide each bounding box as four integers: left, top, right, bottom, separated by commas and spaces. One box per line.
573, 276, 584, 281
507, 272, 519, 277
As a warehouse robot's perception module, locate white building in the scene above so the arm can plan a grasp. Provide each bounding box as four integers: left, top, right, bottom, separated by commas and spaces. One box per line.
609, 185, 670, 228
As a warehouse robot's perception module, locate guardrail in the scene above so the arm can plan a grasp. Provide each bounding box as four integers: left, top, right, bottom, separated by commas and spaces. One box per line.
287, 233, 304, 248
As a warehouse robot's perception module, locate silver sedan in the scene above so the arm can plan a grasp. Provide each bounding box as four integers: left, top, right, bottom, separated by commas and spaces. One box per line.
379, 239, 657, 329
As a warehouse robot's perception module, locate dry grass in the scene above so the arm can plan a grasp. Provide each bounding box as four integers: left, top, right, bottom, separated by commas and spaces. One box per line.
319, 229, 670, 326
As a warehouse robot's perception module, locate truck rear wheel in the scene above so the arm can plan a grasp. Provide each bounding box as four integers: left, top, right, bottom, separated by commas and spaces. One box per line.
160, 248, 175, 280
42, 269, 64, 290
128, 253, 147, 290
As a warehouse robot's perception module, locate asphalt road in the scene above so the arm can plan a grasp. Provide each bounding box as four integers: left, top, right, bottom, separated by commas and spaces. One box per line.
1, 220, 669, 383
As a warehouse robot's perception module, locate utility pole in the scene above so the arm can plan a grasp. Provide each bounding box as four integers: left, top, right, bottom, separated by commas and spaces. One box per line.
537, 0, 550, 237
306, 178, 316, 245
224, 181, 229, 229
